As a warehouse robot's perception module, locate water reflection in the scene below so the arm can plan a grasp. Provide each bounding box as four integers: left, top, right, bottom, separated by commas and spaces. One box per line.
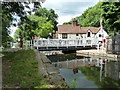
59, 68, 98, 88
73, 68, 78, 74
47, 54, 120, 88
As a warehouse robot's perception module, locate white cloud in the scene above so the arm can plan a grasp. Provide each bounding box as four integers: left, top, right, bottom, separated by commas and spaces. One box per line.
57, 16, 73, 25
42, 0, 99, 25
57, 14, 81, 25
43, 0, 99, 3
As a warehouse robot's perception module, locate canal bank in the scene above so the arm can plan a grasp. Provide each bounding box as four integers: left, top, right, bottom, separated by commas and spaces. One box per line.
34, 50, 68, 88
77, 49, 120, 60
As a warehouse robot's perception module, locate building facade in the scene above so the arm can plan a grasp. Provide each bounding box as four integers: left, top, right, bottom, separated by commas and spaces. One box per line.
57, 19, 108, 44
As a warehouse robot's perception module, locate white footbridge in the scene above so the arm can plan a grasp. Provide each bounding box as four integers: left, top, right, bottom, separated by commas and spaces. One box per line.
33, 38, 99, 51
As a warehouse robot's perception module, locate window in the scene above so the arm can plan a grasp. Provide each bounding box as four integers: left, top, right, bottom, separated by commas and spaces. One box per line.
87, 32, 91, 37
86, 40, 91, 44
99, 34, 102, 37
62, 34, 67, 39
76, 34, 79, 36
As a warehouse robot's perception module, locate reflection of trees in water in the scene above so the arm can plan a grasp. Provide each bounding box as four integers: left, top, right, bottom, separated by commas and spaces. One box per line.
70, 78, 77, 88
48, 53, 120, 88
47, 53, 84, 62
80, 66, 101, 87
79, 64, 120, 88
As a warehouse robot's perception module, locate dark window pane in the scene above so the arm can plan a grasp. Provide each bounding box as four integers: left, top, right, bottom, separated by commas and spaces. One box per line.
87, 32, 90, 37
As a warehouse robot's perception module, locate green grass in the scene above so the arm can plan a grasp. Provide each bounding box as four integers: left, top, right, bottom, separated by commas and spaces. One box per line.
2, 50, 49, 88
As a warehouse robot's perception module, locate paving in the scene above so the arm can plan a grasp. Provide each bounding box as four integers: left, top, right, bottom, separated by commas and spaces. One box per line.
77, 49, 119, 59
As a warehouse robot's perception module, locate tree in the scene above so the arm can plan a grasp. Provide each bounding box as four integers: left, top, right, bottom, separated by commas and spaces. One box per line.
17, 8, 58, 39
77, 2, 103, 27
14, 28, 23, 40
28, 15, 53, 38
35, 8, 58, 31
63, 2, 103, 27
1, 2, 41, 47
101, 2, 120, 35
64, 1, 120, 35
63, 22, 72, 25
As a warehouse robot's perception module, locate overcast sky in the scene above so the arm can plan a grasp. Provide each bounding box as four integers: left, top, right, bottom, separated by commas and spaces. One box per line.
42, 0, 99, 25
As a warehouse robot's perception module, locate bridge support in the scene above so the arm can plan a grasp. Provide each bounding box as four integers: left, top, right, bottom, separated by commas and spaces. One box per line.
62, 50, 76, 54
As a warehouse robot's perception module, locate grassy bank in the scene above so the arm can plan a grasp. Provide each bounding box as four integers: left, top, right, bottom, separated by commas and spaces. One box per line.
2, 50, 49, 88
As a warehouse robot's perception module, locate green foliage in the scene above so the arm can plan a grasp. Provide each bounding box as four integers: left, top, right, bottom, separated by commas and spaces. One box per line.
2, 50, 49, 88
79, 66, 120, 88
64, 1, 120, 35
80, 66, 101, 87
77, 2, 103, 27
2, 2, 41, 46
17, 8, 58, 39
70, 78, 77, 88
63, 22, 72, 25
35, 8, 58, 31
28, 15, 53, 38
14, 28, 22, 40
101, 2, 120, 35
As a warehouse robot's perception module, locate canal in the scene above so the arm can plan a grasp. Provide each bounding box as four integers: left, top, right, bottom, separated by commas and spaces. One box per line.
47, 53, 120, 88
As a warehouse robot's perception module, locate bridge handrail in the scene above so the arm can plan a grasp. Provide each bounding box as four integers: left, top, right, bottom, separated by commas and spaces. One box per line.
33, 38, 99, 48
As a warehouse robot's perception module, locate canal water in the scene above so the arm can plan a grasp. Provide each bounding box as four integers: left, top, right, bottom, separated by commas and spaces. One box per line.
47, 53, 120, 88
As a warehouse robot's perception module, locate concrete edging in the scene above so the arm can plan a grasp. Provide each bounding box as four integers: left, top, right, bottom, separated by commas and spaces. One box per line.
34, 50, 68, 88
77, 50, 120, 60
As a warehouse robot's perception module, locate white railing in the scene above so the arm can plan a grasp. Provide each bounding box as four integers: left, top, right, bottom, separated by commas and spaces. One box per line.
33, 38, 99, 48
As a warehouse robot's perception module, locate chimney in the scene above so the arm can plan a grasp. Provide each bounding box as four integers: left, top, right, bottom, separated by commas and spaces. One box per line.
72, 18, 78, 26
100, 19, 103, 30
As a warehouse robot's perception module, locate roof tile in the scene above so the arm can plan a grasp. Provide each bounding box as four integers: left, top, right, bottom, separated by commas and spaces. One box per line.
58, 24, 100, 34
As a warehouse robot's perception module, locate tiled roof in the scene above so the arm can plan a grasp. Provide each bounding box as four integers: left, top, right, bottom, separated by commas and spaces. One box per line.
58, 24, 100, 34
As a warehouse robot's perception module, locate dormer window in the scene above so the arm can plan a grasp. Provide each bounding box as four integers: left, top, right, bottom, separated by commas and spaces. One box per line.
99, 34, 102, 37
87, 32, 91, 37
76, 34, 79, 36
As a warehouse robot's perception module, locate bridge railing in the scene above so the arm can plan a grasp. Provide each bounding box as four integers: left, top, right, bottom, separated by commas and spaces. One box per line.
33, 38, 99, 48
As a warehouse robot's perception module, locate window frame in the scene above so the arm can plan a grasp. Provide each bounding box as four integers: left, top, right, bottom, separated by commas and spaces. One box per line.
62, 33, 67, 39
76, 34, 79, 36
87, 31, 91, 37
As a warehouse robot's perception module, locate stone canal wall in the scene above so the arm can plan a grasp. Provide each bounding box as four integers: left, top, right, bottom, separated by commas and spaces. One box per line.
34, 50, 68, 88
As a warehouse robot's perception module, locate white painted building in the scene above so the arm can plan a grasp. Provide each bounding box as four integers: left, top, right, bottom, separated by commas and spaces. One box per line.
57, 19, 108, 44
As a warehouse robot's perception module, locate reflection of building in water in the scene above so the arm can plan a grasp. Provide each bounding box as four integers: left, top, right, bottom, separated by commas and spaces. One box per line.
105, 61, 120, 81
73, 68, 78, 74
51, 54, 120, 82
52, 57, 102, 69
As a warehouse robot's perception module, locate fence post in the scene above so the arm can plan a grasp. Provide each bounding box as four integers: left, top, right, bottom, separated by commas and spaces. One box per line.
46, 39, 48, 49
30, 40, 32, 49
37, 39, 38, 50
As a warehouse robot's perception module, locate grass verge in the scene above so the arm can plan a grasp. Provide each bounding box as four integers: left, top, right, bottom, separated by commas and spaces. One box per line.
2, 50, 49, 88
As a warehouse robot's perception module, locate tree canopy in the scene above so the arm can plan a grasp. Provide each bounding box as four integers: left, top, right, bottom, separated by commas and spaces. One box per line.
2, 2, 41, 47
101, 2, 120, 35
64, 1, 120, 36
77, 2, 103, 27
15, 8, 58, 40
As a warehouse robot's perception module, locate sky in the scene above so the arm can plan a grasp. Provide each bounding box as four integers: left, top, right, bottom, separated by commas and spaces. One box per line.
42, 0, 99, 25
10, 0, 99, 37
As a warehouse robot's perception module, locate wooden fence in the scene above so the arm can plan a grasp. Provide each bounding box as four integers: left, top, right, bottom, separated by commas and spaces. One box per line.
106, 34, 120, 55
